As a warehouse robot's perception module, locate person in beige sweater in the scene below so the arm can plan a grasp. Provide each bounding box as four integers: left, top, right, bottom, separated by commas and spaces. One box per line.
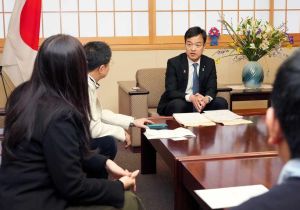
84, 41, 152, 160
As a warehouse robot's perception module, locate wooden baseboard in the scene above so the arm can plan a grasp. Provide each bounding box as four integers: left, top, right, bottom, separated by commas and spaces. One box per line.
233, 108, 267, 116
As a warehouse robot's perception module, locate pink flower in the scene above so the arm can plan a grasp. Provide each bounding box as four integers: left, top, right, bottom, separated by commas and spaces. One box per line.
209, 27, 220, 37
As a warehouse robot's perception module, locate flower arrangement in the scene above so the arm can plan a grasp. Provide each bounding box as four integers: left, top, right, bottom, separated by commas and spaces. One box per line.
214, 16, 293, 62
209, 27, 220, 37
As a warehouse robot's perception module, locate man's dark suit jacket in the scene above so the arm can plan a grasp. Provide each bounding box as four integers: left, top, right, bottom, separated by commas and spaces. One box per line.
231, 177, 300, 210
157, 53, 217, 115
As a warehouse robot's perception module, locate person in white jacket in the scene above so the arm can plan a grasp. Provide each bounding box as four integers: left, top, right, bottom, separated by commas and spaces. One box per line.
84, 41, 152, 160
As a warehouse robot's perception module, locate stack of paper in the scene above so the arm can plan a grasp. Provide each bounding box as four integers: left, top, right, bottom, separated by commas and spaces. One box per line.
195, 185, 268, 209
173, 113, 216, 127
144, 127, 195, 140
203, 110, 252, 125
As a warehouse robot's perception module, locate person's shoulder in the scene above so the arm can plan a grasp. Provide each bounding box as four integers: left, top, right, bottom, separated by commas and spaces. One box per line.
7, 81, 30, 103
38, 95, 79, 122
168, 53, 187, 64
201, 54, 214, 62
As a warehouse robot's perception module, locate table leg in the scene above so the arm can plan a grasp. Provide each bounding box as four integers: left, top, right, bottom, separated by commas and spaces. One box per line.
141, 133, 156, 174
175, 161, 200, 210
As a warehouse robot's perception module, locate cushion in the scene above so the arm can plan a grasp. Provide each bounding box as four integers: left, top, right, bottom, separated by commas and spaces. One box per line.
136, 68, 165, 108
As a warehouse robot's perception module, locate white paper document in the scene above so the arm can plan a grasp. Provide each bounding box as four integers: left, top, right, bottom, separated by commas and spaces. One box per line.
143, 127, 195, 140
203, 110, 243, 123
195, 185, 269, 209
173, 113, 216, 127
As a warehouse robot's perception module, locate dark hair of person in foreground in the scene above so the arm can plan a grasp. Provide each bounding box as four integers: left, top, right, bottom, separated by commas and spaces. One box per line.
3, 34, 91, 158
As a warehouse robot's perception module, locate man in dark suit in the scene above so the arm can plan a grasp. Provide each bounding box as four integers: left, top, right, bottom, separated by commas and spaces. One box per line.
231, 50, 300, 210
157, 26, 228, 116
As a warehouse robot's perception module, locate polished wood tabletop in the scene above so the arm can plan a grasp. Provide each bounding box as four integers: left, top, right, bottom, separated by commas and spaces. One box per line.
141, 115, 277, 175
180, 157, 283, 210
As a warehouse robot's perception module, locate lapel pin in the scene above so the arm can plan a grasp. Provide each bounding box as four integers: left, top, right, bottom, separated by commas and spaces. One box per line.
183, 69, 186, 74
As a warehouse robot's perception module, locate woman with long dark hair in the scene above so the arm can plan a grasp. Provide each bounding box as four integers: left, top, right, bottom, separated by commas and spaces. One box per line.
0, 34, 144, 210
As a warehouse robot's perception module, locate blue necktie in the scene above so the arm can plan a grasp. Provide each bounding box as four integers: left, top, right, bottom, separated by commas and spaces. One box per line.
192, 63, 199, 94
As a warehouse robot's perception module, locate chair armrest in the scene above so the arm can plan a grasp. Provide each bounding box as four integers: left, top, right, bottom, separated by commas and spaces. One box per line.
118, 81, 150, 147
217, 84, 232, 93
217, 84, 232, 110
0, 108, 6, 116
117, 81, 149, 95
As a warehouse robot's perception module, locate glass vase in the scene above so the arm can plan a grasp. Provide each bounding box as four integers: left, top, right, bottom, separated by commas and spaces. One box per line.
242, 61, 264, 88
210, 36, 219, 46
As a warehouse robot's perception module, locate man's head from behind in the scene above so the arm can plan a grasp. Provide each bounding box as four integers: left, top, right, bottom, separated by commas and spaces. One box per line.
184, 26, 207, 62
84, 41, 112, 80
266, 50, 300, 161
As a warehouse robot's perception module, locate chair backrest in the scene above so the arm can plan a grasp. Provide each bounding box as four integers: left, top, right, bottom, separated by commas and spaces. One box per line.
136, 68, 165, 108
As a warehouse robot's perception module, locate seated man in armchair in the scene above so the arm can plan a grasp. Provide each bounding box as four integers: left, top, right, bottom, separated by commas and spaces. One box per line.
157, 26, 228, 116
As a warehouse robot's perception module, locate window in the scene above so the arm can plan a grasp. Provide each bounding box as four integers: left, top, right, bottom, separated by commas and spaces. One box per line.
0, 0, 298, 50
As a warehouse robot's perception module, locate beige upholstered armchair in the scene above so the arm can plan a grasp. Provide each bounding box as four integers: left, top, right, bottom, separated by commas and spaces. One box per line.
118, 68, 231, 151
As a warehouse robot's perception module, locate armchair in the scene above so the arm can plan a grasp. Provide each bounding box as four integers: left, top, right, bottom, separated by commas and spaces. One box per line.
118, 68, 231, 151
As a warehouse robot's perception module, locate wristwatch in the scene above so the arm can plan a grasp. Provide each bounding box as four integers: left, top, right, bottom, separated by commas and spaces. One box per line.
206, 96, 212, 104
129, 122, 135, 127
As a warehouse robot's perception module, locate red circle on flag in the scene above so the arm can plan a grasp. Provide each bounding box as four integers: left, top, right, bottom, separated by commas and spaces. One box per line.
20, 0, 41, 50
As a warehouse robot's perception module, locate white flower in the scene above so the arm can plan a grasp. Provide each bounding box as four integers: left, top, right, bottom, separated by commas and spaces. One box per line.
260, 41, 269, 51
257, 34, 262, 39
249, 43, 256, 49
265, 24, 273, 33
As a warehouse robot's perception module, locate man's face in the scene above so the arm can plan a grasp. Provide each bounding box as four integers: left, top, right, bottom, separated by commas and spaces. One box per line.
185, 34, 205, 62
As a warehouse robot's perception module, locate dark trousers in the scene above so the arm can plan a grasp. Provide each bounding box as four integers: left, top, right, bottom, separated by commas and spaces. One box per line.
85, 136, 117, 179
162, 96, 228, 116
90, 136, 117, 160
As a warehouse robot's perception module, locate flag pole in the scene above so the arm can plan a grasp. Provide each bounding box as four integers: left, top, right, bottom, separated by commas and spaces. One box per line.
0, 66, 8, 100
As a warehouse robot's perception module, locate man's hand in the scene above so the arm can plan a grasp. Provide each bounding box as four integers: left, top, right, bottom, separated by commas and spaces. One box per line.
124, 131, 131, 148
190, 93, 206, 112
133, 118, 154, 129
202, 96, 211, 105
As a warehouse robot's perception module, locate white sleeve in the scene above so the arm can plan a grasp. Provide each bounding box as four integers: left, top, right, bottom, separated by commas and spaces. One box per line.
90, 119, 126, 141
88, 86, 128, 141
101, 109, 134, 129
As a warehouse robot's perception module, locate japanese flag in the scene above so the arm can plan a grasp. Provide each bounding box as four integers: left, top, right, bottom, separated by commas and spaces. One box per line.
2, 0, 42, 86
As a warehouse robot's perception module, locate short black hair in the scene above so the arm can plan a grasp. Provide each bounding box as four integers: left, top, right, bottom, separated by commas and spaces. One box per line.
184, 26, 207, 44
83, 41, 112, 72
271, 50, 300, 158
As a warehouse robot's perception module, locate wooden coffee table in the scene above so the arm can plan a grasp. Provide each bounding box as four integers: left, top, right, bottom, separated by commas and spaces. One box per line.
141, 115, 278, 210
179, 157, 283, 210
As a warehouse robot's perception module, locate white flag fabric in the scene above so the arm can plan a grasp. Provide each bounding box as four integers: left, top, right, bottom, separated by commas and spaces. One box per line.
2, 0, 41, 86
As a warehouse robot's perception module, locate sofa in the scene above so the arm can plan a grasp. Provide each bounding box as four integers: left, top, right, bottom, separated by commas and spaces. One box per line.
118, 68, 231, 150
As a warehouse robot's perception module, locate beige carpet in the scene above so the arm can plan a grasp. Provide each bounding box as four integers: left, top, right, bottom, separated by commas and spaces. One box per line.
114, 142, 174, 210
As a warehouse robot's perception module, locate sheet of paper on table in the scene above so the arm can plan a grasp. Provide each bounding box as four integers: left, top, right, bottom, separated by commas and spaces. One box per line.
173, 112, 216, 127
194, 185, 269, 209
143, 127, 195, 140
203, 110, 252, 125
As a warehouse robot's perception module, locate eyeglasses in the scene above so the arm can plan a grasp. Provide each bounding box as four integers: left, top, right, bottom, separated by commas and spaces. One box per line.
185, 43, 203, 49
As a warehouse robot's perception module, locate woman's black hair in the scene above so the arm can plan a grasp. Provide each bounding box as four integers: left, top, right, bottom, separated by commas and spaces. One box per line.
3, 34, 91, 157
